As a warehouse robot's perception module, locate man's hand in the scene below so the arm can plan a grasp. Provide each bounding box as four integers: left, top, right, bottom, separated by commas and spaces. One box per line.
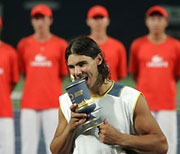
67, 104, 88, 132
99, 119, 121, 145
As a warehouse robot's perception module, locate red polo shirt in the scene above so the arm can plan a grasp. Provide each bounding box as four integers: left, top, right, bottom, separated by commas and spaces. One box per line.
17, 35, 68, 109
129, 36, 180, 110
0, 42, 19, 117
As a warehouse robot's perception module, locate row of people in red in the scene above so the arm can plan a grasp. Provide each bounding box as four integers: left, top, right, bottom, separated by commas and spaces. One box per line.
0, 3, 179, 154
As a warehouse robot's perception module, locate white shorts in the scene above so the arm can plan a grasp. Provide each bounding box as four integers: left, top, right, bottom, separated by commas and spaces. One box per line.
0, 118, 15, 154
151, 110, 177, 154
21, 109, 58, 154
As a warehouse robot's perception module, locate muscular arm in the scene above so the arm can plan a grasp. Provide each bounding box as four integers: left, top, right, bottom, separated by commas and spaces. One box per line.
50, 104, 88, 154
120, 94, 168, 153
99, 94, 168, 154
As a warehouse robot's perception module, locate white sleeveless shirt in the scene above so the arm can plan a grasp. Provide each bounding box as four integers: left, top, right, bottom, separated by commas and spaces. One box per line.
59, 82, 141, 154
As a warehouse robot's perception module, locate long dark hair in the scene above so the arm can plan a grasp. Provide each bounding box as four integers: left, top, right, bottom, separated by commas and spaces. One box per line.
65, 36, 110, 84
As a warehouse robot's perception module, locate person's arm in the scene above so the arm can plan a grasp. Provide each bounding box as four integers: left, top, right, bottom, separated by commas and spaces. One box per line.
10, 47, 19, 92
175, 41, 180, 82
129, 40, 139, 82
174, 75, 179, 82
17, 39, 26, 77
118, 42, 127, 81
50, 104, 88, 154
11, 82, 17, 92
59, 40, 69, 80
99, 94, 168, 154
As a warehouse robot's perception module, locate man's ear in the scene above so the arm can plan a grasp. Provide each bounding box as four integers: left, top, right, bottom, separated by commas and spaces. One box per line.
50, 17, 53, 25
165, 18, 168, 28
107, 17, 110, 26
96, 53, 103, 65
145, 17, 148, 27
86, 18, 90, 27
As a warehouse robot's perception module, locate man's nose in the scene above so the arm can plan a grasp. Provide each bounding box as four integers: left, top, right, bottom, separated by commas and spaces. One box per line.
36, 19, 44, 24
74, 66, 82, 76
153, 19, 160, 25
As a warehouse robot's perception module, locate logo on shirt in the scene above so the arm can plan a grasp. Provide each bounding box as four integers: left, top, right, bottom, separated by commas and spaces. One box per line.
0, 68, 4, 75
146, 55, 168, 68
30, 54, 52, 67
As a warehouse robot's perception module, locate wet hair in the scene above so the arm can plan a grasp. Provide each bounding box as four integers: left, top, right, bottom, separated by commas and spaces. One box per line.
65, 36, 110, 84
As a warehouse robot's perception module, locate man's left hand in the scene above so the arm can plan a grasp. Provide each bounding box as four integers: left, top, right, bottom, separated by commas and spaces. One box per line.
99, 119, 121, 145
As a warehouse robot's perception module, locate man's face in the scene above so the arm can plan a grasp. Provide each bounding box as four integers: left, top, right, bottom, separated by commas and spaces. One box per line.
31, 14, 52, 32
145, 14, 168, 34
86, 15, 110, 31
67, 54, 102, 89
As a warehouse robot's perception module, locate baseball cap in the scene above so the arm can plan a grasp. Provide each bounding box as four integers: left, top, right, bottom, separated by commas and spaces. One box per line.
31, 4, 53, 17
0, 17, 2, 27
87, 5, 109, 19
146, 5, 168, 18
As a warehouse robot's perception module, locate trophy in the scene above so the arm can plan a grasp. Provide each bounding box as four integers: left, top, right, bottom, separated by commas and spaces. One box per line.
65, 77, 103, 132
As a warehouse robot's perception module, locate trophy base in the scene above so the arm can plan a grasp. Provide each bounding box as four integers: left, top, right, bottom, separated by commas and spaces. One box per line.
82, 117, 103, 132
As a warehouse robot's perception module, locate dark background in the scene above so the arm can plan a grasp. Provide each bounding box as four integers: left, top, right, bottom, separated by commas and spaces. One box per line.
0, 0, 180, 59
0, 1, 180, 153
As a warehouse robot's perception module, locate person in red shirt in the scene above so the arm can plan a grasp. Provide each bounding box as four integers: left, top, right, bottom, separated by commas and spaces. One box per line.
86, 5, 127, 82
0, 16, 19, 154
17, 4, 68, 154
129, 5, 180, 154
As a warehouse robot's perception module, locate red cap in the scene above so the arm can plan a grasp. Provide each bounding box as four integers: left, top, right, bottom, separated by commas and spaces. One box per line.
146, 5, 168, 18
87, 5, 109, 19
0, 17, 2, 27
31, 4, 53, 17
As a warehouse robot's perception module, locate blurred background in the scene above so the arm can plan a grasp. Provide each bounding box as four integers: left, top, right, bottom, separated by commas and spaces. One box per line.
0, 0, 180, 153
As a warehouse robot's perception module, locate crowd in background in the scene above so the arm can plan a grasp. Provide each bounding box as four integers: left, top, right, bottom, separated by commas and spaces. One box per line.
0, 3, 180, 154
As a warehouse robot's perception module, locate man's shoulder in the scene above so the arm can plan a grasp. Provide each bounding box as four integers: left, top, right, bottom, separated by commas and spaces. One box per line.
130, 36, 148, 52
107, 81, 125, 97
52, 35, 67, 44
109, 82, 141, 99
121, 86, 140, 96
119, 86, 141, 107
131, 35, 147, 45
59, 93, 69, 100
106, 82, 141, 111
107, 81, 140, 98
59, 93, 72, 123
0, 42, 18, 58
108, 81, 140, 96
1, 41, 16, 51
59, 93, 72, 105
108, 37, 125, 47
18, 35, 33, 45
166, 36, 180, 45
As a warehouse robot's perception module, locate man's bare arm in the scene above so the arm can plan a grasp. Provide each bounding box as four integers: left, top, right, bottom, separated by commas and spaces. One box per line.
99, 94, 168, 154
50, 104, 88, 154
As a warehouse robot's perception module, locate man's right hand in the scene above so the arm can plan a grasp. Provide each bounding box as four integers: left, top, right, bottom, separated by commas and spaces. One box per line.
67, 104, 88, 132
